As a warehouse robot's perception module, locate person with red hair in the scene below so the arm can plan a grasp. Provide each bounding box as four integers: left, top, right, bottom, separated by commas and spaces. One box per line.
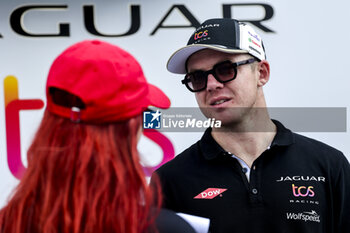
0, 40, 201, 233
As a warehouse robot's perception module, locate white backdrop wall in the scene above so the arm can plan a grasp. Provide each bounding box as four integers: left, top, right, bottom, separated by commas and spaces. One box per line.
0, 0, 349, 208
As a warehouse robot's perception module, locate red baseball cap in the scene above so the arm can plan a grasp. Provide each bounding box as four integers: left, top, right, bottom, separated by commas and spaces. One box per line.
46, 40, 170, 123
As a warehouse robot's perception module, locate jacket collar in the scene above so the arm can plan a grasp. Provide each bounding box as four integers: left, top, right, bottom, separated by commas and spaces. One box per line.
199, 119, 295, 160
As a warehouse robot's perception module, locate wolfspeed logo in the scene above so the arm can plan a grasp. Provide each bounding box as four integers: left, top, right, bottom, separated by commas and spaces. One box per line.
194, 188, 227, 199
286, 210, 320, 223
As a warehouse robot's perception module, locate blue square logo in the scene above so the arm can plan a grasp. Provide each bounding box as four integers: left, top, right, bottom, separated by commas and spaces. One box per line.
143, 110, 161, 129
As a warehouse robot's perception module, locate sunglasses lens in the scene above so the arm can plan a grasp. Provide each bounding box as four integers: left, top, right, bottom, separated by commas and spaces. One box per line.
184, 61, 239, 92
215, 62, 236, 82
186, 71, 206, 91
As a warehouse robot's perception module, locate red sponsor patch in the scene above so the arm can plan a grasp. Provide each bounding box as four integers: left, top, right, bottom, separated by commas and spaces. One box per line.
194, 188, 227, 199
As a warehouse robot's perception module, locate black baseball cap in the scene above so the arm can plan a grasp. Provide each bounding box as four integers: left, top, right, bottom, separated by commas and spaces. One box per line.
167, 18, 266, 74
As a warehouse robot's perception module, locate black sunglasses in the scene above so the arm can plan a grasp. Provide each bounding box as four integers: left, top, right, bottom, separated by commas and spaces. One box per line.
181, 58, 257, 92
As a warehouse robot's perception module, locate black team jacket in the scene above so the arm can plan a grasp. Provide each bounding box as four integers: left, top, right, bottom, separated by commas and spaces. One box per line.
152, 120, 350, 233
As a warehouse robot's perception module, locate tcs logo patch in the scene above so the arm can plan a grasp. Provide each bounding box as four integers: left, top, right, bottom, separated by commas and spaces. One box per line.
292, 184, 315, 197
194, 30, 208, 40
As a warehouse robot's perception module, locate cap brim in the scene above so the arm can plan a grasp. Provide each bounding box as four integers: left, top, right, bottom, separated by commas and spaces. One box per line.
167, 44, 248, 74
147, 84, 171, 109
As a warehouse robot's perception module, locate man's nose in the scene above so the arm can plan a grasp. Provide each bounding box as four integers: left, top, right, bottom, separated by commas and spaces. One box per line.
206, 74, 224, 91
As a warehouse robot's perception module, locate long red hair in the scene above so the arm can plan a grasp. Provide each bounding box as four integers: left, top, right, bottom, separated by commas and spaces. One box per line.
0, 110, 160, 233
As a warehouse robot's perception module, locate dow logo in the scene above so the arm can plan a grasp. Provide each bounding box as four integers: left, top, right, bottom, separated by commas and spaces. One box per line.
143, 110, 162, 129
194, 188, 227, 199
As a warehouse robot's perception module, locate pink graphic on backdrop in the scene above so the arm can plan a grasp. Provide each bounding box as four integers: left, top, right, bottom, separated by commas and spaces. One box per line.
142, 129, 175, 176
4, 76, 45, 179
3, 76, 174, 179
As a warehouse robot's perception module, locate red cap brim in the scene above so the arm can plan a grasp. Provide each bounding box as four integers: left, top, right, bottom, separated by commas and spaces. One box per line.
147, 84, 171, 109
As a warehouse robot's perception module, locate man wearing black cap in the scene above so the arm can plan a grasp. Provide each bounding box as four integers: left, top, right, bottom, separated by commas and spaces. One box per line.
152, 18, 350, 233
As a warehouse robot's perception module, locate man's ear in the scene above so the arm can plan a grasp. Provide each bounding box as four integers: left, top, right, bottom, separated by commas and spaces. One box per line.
257, 60, 270, 87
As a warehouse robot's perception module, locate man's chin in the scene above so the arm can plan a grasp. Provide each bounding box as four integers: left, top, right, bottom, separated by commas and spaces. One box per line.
198, 107, 252, 132
204, 112, 245, 124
